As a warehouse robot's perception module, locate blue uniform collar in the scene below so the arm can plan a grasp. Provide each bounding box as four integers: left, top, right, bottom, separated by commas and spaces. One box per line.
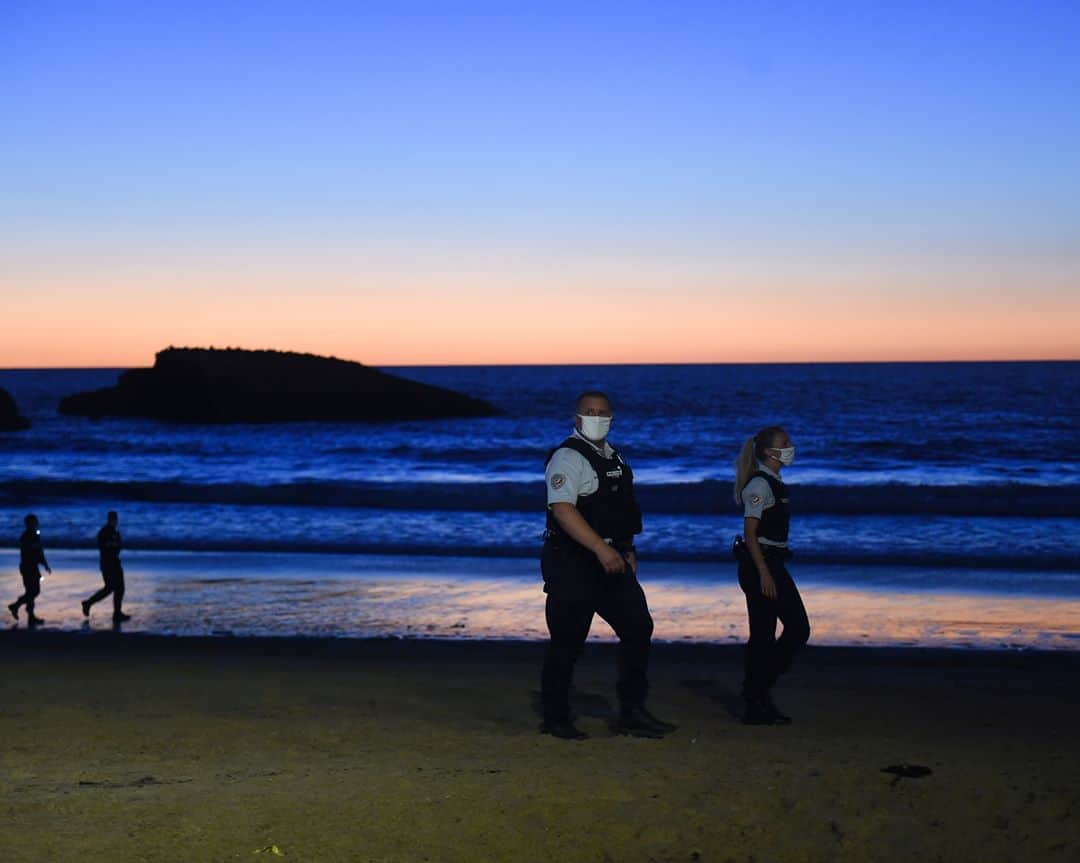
755, 460, 782, 480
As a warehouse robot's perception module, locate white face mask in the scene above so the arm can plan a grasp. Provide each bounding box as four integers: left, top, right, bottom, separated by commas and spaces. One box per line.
774, 446, 795, 466
578, 414, 612, 442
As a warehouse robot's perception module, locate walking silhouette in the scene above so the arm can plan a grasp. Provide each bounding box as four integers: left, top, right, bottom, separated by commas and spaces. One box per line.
82, 511, 131, 623
8, 514, 51, 625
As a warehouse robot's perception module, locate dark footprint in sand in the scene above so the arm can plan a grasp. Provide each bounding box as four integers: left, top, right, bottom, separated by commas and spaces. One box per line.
882, 763, 933, 785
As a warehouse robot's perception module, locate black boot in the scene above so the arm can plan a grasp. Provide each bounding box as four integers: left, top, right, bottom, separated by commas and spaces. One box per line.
742, 694, 775, 726
631, 705, 677, 734
762, 693, 792, 725
615, 705, 673, 738
539, 719, 588, 740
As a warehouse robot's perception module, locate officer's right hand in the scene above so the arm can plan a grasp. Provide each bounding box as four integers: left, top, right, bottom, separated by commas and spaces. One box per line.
596, 543, 627, 575
759, 569, 777, 600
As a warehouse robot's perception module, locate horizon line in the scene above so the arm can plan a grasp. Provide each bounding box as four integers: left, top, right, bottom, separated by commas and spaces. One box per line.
3, 356, 1078, 372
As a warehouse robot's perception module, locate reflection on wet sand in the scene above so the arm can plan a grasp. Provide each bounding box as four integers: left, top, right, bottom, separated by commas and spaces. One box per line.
9, 550, 1080, 650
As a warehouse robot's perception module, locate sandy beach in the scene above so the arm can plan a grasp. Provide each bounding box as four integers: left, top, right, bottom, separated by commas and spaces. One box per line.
2, 632, 1077, 862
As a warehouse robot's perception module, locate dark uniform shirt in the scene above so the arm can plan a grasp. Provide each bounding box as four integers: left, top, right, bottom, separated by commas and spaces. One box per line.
97, 524, 122, 572
19, 529, 47, 577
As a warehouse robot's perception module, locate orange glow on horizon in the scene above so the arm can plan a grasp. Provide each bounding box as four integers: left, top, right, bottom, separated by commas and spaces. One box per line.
3, 342, 1077, 370
2, 300, 1075, 368
2, 253, 1077, 368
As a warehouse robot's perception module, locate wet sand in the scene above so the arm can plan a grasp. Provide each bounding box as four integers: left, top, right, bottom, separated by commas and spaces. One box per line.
1, 632, 1078, 862
12, 549, 1080, 649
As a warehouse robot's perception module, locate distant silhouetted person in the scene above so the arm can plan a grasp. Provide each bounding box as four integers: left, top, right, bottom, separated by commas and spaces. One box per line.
82, 511, 130, 622
8, 514, 51, 625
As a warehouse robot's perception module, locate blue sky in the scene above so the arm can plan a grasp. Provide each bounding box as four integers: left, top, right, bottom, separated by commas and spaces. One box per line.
2, 1, 1078, 364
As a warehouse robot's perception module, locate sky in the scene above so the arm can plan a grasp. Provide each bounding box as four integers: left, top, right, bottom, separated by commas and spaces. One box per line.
2, 0, 1078, 367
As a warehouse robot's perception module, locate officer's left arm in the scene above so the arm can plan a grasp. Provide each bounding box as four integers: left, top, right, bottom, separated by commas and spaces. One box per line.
625, 549, 637, 575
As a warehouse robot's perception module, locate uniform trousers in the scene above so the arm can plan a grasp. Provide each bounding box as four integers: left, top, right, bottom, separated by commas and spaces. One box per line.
541, 575, 654, 724
86, 566, 125, 615
13, 569, 41, 616
738, 549, 810, 699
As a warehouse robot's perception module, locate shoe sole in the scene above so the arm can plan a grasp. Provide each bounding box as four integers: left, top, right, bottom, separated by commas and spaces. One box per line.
538, 724, 588, 741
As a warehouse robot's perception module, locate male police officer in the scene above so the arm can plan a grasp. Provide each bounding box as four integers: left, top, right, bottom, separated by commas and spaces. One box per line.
82, 511, 131, 622
8, 513, 50, 625
539, 391, 676, 740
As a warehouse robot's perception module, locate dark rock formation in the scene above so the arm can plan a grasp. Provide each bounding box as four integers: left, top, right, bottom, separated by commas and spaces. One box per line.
0, 388, 31, 431
58, 347, 500, 424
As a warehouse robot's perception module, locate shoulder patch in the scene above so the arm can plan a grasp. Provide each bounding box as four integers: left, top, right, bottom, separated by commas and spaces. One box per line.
748, 493, 762, 506
550, 473, 567, 490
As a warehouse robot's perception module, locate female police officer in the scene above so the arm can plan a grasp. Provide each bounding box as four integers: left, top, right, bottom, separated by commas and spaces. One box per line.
733, 426, 810, 724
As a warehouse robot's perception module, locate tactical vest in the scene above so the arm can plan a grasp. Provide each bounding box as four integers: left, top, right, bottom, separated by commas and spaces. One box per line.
545, 436, 642, 549
747, 470, 790, 544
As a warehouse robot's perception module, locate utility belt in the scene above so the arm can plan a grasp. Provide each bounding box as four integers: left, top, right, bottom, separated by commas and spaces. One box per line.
544, 529, 635, 556
732, 535, 793, 566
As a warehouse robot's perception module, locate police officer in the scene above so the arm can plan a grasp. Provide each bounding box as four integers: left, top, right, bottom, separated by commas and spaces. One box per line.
733, 425, 811, 724
82, 511, 131, 622
539, 391, 676, 740
8, 514, 51, 625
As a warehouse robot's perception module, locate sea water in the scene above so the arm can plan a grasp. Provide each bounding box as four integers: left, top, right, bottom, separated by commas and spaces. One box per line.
1, 362, 1078, 645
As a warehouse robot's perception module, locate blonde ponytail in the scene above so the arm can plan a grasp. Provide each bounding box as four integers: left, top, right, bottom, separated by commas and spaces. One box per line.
733, 436, 757, 504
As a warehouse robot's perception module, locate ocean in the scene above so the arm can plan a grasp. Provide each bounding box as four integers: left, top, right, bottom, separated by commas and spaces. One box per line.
2, 362, 1078, 647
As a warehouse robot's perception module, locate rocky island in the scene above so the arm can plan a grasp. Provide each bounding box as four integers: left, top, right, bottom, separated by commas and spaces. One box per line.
58, 347, 500, 423
0, 387, 31, 431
